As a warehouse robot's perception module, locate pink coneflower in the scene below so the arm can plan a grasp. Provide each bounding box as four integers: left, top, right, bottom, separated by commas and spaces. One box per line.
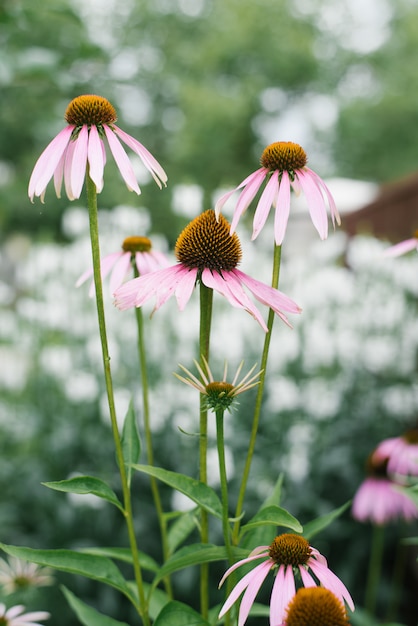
352, 453, 418, 525
384, 231, 418, 257
76, 235, 169, 297
218, 533, 354, 626
29, 94, 167, 202
372, 427, 418, 480
114, 210, 301, 332
215, 141, 340, 245
284, 587, 351, 626
0, 603, 49, 626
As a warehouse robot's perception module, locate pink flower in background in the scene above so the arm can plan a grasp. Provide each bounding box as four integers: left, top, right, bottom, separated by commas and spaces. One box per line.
372, 428, 418, 480
215, 141, 340, 245
218, 533, 354, 626
0, 603, 49, 626
29, 94, 167, 202
384, 232, 418, 257
114, 210, 301, 332
76, 236, 169, 297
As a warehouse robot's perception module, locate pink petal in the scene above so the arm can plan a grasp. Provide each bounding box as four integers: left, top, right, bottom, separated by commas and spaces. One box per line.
298, 565, 317, 588
306, 167, 341, 227
230, 168, 267, 234
215, 168, 265, 219
237, 560, 272, 626
70, 124, 89, 199
296, 169, 329, 240
218, 551, 270, 588
384, 238, 418, 257
110, 252, 132, 294
53, 152, 65, 198
219, 560, 271, 621
103, 125, 141, 194
87, 124, 105, 192
63, 139, 78, 200
76, 251, 123, 298
308, 558, 354, 611
252, 170, 279, 241
269, 565, 296, 626
113, 125, 167, 188
28, 125, 74, 201
274, 170, 291, 245
175, 268, 198, 310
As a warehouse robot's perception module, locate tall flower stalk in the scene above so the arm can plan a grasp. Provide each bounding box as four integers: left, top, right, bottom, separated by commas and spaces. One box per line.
86, 174, 150, 625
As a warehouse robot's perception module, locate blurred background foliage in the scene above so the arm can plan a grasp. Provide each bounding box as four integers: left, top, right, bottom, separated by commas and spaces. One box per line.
1, 0, 418, 625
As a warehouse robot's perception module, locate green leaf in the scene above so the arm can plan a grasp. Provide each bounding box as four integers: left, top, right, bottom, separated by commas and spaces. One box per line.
121, 400, 141, 487
79, 546, 159, 573
0, 543, 136, 606
132, 465, 223, 519
240, 505, 302, 538
303, 501, 351, 540
42, 476, 124, 513
167, 508, 199, 555
240, 474, 284, 550
62, 586, 131, 626
154, 600, 210, 626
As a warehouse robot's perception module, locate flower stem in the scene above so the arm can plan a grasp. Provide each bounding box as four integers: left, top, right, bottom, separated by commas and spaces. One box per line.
199, 281, 213, 619
232, 243, 282, 544
365, 523, 385, 617
133, 281, 173, 598
86, 174, 150, 625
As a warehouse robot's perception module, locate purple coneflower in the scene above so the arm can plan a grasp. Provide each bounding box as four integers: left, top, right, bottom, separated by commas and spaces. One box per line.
215, 141, 340, 245
352, 452, 418, 525
372, 427, 418, 480
114, 210, 301, 332
284, 587, 351, 626
384, 231, 418, 257
0, 603, 49, 626
29, 94, 167, 202
218, 533, 354, 626
76, 235, 169, 297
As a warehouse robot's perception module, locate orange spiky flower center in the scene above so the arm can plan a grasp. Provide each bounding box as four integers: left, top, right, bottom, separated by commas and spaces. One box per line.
175, 210, 242, 272
268, 534, 311, 566
286, 588, 350, 626
122, 236, 152, 254
260, 141, 307, 172
65, 95, 117, 127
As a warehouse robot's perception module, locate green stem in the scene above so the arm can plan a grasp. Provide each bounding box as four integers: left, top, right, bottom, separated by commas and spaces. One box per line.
386, 537, 406, 622
199, 281, 213, 619
365, 524, 385, 616
133, 285, 173, 599
232, 243, 282, 545
86, 175, 150, 625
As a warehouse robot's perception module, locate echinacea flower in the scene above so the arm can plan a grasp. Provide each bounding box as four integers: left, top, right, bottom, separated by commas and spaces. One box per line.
215, 141, 340, 245
352, 452, 418, 525
384, 230, 418, 257
0, 603, 49, 626
114, 210, 301, 332
372, 427, 418, 480
218, 533, 354, 626
28, 94, 167, 202
0, 557, 53, 595
175, 356, 262, 412
284, 587, 351, 626
76, 235, 169, 297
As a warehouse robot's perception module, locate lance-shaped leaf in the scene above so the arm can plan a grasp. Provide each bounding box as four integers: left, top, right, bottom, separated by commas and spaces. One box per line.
303, 501, 351, 540
0, 543, 136, 606
62, 586, 131, 626
79, 546, 159, 573
121, 400, 141, 486
42, 476, 124, 513
240, 505, 302, 538
154, 600, 210, 626
132, 465, 223, 519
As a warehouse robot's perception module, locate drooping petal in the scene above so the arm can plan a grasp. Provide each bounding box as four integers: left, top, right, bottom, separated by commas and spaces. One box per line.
113, 125, 168, 188
28, 125, 74, 202
174, 267, 198, 310
384, 238, 418, 257
252, 170, 279, 241
298, 565, 318, 588
70, 124, 89, 199
218, 560, 272, 621
218, 551, 270, 588
296, 169, 329, 240
76, 251, 123, 297
53, 152, 65, 199
306, 167, 341, 227
273, 169, 291, 245
237, 560, 272, 626
63, 138, 78, 201
230, 168, 268, 234
308, 557, 354, 611
109, 252, 132, 294
269, 565, 296, 626
215, 168, 265, 219
103, 125, 141, 194
87, 124, 105, 193
202, 269, 268, 332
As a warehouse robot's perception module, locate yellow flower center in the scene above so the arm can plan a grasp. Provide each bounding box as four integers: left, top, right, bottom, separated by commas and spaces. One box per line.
268, 533, 311, 566
65, 95, 117, 127
122, 236, 152, 254
260, 141, 307, 172
286, 588, 350, 626
175, 210, 242, 272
